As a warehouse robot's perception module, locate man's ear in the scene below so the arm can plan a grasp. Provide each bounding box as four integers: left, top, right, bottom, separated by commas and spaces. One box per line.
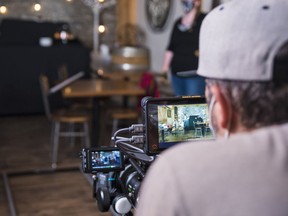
209, 85, 231, 130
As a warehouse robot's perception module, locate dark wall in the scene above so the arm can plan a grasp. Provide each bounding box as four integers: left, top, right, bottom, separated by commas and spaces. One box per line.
0, 19, 69, 46
0, 19, 91, 115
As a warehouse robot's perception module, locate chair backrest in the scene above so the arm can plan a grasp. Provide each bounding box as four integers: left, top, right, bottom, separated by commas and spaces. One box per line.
39, 74, 53, 120
57, 64, 69, 82
39, 72, 85, 120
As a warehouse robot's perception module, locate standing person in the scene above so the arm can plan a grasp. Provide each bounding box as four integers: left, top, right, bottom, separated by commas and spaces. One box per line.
136, 0, 288, 215
162, 0, 206, 96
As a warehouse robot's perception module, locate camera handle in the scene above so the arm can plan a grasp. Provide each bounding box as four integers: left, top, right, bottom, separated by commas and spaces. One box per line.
92, 175, 97, 198
92, 175, 111, 212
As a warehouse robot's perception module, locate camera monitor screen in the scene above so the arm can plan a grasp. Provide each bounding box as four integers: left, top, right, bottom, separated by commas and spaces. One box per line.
144, 96, 214, 155
89, 148, 125, 173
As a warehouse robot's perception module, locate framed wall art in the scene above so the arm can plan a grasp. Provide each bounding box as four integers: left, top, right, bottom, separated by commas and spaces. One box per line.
145, 0, 172, 32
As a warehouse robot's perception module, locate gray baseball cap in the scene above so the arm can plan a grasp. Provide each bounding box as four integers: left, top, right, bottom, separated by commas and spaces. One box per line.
197, 0, 288, 82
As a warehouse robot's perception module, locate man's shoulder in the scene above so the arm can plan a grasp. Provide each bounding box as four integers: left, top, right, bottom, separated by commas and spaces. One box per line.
138, 123, 288, 216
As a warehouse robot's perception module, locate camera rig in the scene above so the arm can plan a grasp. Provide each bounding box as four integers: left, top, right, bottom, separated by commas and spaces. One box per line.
81, 123, 154, 215
80, 96, 211, 215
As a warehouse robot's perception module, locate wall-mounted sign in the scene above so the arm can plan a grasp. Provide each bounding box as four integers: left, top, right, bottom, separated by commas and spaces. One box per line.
145, 0, 172, 32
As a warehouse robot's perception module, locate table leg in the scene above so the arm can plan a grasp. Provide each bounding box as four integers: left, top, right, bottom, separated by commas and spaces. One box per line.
91, 98, 100, 147
91, 97, 115, 147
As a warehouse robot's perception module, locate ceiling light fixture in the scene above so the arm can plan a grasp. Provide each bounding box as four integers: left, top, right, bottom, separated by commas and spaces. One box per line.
33, 2, 42, 12
0, 5, 7, 14
98, 25, 106, 33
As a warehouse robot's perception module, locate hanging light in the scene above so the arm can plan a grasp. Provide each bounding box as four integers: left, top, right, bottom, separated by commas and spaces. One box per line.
0, 1, 7, 14
98, 25, 106, 33
33, 1, 42, 12
0, 5, 7, 14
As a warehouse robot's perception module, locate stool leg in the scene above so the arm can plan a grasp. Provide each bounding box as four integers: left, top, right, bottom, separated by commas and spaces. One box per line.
50, 121, 55, 158
112, 119, 118, 137
52, 121, 60, 169
84, 122, 90, 148
110, 119, 119, 146
68, 123, 76, 148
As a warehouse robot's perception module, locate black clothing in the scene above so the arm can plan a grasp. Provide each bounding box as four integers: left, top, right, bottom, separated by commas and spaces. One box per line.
167, 13, 206, 76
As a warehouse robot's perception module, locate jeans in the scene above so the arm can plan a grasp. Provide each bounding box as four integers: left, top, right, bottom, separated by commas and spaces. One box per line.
171, 74, 205, 96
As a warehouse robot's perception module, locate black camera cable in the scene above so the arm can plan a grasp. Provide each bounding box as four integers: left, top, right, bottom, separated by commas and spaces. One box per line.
116, 140, 154, 163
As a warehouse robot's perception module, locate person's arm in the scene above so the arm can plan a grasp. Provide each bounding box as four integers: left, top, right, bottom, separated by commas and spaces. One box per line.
181, 0, 201, 30
162, 50, 174, 72
161, 18, 178, 75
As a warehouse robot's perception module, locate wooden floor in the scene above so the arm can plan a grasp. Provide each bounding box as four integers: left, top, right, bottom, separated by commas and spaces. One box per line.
0, 114, 112, 216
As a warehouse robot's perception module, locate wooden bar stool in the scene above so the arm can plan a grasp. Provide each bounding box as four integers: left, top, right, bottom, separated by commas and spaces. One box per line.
39, 74, 91, 168
110, 108, 140, 136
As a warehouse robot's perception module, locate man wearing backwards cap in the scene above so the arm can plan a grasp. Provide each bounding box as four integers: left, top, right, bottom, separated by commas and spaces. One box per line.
136, 0, 288, 215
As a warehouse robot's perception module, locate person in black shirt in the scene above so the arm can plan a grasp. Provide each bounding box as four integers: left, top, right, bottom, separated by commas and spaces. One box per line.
162, 0, 206, 96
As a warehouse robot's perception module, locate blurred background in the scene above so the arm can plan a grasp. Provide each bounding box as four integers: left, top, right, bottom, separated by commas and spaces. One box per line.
0, 0, 229, 215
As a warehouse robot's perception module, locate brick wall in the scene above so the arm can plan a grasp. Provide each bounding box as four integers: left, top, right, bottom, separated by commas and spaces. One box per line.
0, 0, 116, 48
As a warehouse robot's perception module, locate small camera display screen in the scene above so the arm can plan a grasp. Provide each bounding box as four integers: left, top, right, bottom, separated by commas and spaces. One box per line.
90, 149, 124, 172
145, 97, 214, 155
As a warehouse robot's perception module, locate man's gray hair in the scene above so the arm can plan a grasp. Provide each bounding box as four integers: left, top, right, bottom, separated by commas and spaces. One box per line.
205, 80, 288, 130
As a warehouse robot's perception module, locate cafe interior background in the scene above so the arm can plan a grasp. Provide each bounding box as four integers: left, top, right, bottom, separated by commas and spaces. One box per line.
0, 0, 229, 215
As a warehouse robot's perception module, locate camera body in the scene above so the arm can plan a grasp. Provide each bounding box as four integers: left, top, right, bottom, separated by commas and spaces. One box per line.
81, 146, 148, 214
80, 96, 213, 215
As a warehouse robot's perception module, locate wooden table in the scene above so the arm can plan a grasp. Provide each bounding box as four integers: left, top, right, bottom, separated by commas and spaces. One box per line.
63, 79, 145, 147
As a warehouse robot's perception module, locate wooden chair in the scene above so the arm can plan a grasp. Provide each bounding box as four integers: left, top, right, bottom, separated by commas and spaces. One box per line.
57, 64, 92, 110
39, 74, 90, 168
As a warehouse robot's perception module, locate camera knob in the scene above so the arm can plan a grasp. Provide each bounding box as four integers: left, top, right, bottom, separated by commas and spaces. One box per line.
112, 194, 132, 215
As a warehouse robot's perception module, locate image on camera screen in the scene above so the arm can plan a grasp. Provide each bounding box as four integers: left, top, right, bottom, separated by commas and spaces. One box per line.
91, 150, 122, 171
157, 103, 213, 149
